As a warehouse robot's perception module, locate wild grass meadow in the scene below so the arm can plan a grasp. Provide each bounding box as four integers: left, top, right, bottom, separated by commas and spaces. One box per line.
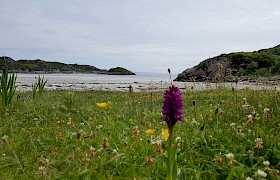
0, 85, 280, 179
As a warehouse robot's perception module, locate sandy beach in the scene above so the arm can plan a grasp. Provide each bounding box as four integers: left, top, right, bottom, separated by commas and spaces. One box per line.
15, 74, 280, 92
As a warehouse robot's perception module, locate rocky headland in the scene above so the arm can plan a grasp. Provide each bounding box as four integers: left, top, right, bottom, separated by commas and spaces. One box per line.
0, 56, 135, 75
175, 44, 280, 83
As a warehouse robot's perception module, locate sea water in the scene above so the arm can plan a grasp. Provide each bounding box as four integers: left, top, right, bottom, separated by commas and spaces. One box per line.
15, 72, 280, 91
16, 72, 175, 84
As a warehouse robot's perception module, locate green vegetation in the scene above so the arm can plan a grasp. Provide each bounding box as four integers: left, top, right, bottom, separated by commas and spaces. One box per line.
32, 76, 47, 99
62, 92, 77, 111
0, 56, 103, 73
108, 67, 136, 75
0, 60, 17, 108
218, 45, 280, 77
1, 87, 279, 179
108, 67, 129, 72
0, 57, 135, 75
224, 44, 280, 76
175, 44, 280, 83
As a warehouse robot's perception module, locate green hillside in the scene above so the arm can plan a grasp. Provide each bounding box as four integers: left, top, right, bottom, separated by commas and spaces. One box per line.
224, 44, 280, 76
108, 67, 136, 75
0, 56, 104, 73
0, 56, 135, 75
175, 44, 280, 82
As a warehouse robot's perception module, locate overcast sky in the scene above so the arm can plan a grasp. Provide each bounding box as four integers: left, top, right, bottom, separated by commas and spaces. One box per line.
1, 0, 280, 74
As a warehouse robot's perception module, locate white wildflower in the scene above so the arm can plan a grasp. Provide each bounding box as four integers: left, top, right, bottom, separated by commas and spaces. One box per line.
2, 135, 8, 141
254, 169, 267, 178
242, 104, 250, 109
263, 108, 270, 114
96, 124, 103, 130
263, 160, 270, 167
112, 149, 118, 154
247, 114, 253, 120
263, 107, 271, 118
175, 137, 182, 142
226, 153, 234, 160
38, 166, 45, 171
246, 177, 253, 180
254, 138, 263, 149
90, 146, 95, 151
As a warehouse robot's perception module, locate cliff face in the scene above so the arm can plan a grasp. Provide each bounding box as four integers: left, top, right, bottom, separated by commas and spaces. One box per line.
175, 44, 280, 82
0, 57, 136, 75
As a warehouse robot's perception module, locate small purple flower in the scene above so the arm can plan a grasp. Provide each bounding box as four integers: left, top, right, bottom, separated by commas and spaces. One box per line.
162, 85, 184, 129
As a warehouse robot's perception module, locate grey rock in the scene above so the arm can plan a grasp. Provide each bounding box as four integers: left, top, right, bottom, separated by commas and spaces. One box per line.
174, 56, 236, 82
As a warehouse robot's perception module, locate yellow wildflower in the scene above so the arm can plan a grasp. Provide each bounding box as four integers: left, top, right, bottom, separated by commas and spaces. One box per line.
162, 128, 169, 141
145, 129, 155, 135
96, 102, 110, 108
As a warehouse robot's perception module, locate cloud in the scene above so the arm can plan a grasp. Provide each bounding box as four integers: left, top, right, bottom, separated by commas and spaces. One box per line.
1, 0, 280, 73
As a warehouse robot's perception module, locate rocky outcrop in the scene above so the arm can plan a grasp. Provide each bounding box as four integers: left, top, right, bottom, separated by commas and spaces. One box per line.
174, 56, 236, 82
174, 44, 280, 82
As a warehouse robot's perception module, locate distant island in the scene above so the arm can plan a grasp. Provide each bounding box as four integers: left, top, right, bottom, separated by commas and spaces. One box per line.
0, 56, 136, 75
175, 44, 280, 82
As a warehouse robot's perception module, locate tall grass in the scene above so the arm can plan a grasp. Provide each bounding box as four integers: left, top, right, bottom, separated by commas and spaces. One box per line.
62, 91, 76, 111
32, 76, 47, 99
0, 59, 17, 108
0, 88, 279, 179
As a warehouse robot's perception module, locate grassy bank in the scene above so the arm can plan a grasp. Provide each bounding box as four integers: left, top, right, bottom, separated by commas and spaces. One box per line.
0, 88, 280, 179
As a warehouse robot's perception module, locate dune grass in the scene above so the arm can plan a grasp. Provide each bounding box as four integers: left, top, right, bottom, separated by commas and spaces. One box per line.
0, 87, 279, 179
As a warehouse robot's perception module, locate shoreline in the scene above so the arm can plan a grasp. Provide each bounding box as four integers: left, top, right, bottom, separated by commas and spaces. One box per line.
15, 76, 280, 92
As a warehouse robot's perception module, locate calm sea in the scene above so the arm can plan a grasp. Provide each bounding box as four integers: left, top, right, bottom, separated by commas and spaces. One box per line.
16, 72, 176, 84
15, 72, 280, 91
